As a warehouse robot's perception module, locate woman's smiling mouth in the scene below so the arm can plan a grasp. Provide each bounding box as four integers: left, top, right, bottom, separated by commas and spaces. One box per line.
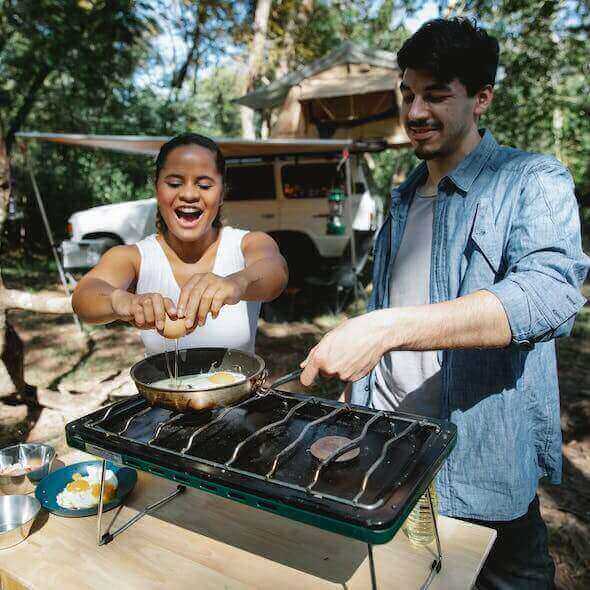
174, 206, 204, 227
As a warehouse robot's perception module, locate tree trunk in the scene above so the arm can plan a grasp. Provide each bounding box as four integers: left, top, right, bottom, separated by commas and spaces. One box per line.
239, 0, 272, 139
5, 63, 51, 153
0, 124, 18, 396
0, 128, 72, 399
170, 2, 208, 90
276, 0, 313, 79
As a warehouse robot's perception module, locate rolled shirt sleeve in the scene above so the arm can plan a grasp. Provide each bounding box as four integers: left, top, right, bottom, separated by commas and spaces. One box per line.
486, 158, 590, 346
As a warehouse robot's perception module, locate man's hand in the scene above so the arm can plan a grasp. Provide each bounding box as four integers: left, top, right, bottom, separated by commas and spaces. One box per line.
110, 289, 177, 332
176, 272, 248, 329
300, 311, 391, 386
300, 291, 513, 388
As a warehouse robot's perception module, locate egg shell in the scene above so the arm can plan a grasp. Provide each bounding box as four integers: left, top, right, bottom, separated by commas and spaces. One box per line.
162, 315, 187, 339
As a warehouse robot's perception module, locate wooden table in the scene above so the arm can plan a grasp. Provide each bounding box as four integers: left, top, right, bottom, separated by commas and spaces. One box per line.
0, 452, 495, 589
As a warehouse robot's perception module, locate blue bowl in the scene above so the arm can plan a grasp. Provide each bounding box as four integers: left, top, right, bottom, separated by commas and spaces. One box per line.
35, 461, 137, 518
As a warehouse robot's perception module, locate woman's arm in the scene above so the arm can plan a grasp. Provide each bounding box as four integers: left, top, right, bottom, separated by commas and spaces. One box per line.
233, 231, 288, 302
72, 246, 138, 324
72, 245, 176, 330
177, 232, 288, 328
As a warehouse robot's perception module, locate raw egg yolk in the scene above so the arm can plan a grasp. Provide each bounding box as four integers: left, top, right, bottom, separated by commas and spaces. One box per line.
91, 483, 115, 502
67, 479, 90, 493
208, 372, 238, 385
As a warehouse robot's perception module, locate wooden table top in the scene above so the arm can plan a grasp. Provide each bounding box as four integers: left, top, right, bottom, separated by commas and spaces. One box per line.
0, 451, 496, 589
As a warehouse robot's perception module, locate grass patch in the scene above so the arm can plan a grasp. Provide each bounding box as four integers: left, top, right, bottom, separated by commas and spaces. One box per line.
572, 305, 590, 338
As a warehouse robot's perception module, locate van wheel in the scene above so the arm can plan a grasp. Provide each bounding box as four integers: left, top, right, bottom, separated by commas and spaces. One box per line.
274, 235, 320, 288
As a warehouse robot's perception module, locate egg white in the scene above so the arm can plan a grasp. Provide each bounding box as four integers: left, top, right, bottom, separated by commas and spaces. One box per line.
151, 370, 245, 391
56, 467, 119, 510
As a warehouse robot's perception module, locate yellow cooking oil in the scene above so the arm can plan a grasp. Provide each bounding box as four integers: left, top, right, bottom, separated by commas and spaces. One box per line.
402, 483, 438, 547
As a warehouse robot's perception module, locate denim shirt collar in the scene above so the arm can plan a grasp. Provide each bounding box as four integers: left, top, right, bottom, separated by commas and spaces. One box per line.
392, 162, 428, 202
447, 129, 498, 193
392, 129, 498, 202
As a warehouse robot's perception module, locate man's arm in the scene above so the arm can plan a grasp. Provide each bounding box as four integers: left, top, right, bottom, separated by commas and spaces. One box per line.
301, 290, 510, 385
301, 158, 590, 387
484, 159, 589, 345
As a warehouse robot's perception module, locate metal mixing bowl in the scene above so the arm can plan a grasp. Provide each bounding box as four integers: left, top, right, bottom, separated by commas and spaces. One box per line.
0, 443, 56, 495
0, 495, 40, 549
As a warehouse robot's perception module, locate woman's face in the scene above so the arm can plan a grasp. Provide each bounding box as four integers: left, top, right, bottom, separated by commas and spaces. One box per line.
156, 145, 223, 242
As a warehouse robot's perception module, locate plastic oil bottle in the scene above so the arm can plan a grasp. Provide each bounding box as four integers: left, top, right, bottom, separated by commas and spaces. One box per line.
403, 483, 439, 547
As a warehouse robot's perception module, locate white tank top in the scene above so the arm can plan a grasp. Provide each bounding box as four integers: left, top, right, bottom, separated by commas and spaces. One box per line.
135, 227, 261, 357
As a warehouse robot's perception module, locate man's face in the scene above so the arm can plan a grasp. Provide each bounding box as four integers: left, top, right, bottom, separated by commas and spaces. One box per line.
400, 68, 479, 161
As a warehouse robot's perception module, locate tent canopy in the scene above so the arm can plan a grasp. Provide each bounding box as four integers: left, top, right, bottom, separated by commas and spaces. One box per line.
299, 73, 397, 102
15, 132, 397, 158
235, 41, 399, 111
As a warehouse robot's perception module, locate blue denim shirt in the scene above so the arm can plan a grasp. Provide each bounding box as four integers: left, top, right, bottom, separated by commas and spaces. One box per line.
351, 130, 590, 521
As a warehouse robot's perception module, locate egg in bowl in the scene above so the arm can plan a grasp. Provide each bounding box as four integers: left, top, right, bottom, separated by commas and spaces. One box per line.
56, 465, 118, 509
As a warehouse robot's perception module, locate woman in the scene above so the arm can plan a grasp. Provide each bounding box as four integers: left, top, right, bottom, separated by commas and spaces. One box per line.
72, 133, 288, 356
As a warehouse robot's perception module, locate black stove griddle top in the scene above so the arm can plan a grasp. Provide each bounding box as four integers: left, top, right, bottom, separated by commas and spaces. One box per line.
66, 390, 456, 544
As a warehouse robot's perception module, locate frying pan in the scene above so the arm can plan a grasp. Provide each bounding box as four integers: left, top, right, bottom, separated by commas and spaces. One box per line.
130, 347, 266, 412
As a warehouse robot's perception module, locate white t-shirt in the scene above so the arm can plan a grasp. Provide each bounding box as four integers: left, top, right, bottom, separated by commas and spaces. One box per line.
373, 188, 442, 417
135, 227, 261, 357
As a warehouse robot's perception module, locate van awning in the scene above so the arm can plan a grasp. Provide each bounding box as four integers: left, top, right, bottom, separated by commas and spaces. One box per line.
15, 132, 400, 158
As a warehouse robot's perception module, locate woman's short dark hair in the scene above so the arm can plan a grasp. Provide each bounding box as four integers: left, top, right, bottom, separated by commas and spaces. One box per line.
397, 18, 500, 97
154, 132, 226, 231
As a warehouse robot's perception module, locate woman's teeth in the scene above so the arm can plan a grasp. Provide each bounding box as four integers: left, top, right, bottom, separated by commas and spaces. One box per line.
175, 208, 203, 222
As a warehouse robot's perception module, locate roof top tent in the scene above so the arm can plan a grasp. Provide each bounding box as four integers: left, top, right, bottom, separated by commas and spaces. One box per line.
235, 41, 409, 146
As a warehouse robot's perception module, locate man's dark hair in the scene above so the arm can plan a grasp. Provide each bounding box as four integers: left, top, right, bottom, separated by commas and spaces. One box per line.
397, 18, 499, 96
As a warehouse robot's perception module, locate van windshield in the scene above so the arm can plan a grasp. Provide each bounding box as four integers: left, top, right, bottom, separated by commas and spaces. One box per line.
226, 164, 275, 200
281, 163, 345, 199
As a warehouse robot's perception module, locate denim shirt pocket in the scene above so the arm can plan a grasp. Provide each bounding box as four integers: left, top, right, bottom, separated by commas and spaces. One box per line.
460, 200, 502, 290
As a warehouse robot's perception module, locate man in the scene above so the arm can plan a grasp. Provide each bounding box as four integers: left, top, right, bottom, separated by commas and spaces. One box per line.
300, 18, 589, 589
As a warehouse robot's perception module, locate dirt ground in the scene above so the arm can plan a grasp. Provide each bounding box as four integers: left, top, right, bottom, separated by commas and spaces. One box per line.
2, 267, 589, 589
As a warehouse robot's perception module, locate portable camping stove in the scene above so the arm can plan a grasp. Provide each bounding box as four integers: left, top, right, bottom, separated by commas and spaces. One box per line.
66, 389, 456, 589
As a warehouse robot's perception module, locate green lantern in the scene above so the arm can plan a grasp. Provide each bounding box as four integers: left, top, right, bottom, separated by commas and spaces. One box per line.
327, 188, 346, 235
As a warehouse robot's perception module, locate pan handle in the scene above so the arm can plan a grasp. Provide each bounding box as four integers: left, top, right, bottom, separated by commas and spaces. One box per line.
253, 368, 270, 391
269, 368, 303, 389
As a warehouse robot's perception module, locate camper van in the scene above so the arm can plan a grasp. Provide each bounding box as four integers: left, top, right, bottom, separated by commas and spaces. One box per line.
61, 149, 383, 284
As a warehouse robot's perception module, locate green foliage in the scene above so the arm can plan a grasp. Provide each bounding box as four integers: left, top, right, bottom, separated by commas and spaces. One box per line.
1, 0, 156, 148
265, 0, 410, 77
1, 0, 588, 256
372, 148, 417, 200
463, 0, 590, 194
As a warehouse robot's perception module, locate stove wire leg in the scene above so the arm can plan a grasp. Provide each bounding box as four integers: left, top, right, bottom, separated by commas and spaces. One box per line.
367, 543, 378, 590
419, 485, 443, 590
96, 459, 107, 546
95, 458, 186, 546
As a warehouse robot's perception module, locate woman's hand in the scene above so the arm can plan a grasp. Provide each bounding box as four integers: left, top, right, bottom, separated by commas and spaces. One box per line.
176, 272, 249, 329
110, 289, 177, 332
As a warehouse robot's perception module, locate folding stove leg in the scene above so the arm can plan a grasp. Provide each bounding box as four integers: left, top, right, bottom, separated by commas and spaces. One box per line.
367, 543, 378, 590
419, 485, 443, 590
96, 458, 186, 546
